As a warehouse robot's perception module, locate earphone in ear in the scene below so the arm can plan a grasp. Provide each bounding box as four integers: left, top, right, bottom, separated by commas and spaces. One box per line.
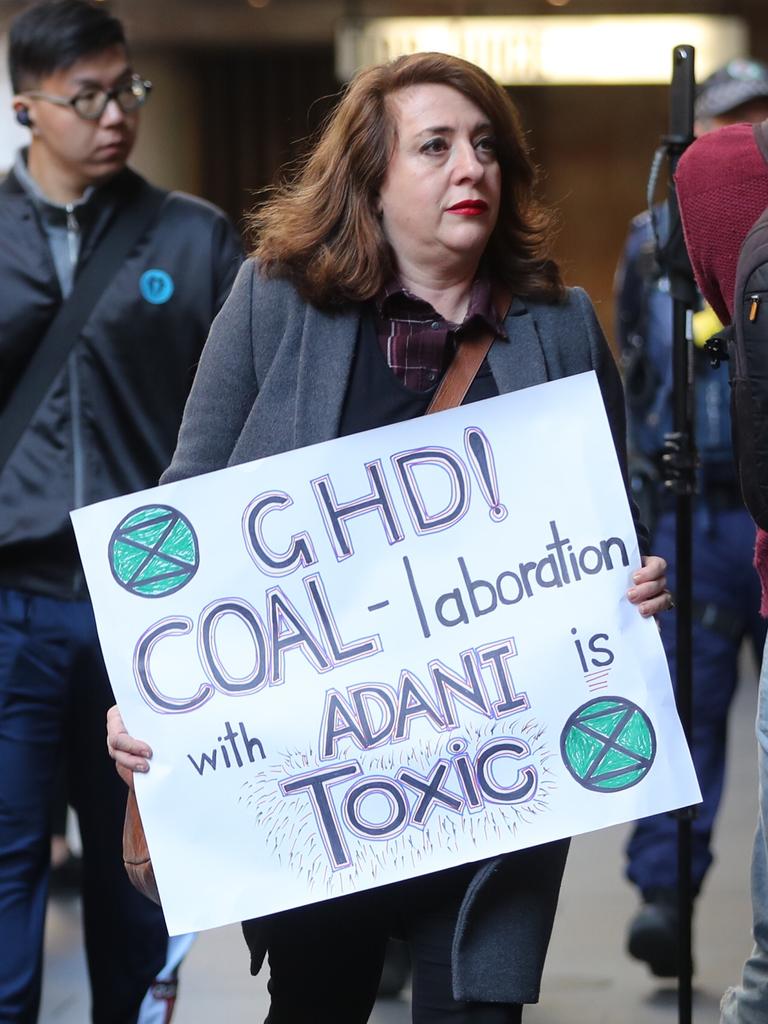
15, 108, 32, 128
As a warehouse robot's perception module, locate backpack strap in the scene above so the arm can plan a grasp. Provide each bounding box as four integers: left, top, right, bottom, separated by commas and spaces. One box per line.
0, 183, 168, 473
753, 120, 768, 167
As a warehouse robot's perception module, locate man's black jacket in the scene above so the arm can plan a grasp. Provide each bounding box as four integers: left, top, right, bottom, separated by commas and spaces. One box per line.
0, 166, 243, 598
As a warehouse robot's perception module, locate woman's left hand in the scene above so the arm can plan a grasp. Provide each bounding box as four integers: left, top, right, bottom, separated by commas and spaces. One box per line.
627, 555, 673, 617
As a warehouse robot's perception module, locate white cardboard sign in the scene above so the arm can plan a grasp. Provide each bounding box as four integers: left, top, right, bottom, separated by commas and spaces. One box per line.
72, 372, 700, 935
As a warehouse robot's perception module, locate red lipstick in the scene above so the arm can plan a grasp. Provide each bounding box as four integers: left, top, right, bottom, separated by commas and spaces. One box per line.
447, 200, 488, 215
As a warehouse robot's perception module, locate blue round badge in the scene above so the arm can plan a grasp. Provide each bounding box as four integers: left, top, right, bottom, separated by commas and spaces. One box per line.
139, 268, 174, 305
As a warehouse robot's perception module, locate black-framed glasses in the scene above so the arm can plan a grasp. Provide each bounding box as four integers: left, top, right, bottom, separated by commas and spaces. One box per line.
24, 74, 152, 121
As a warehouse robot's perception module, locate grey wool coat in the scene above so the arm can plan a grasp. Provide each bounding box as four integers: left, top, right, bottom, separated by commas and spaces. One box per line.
162, 260, 644, 1004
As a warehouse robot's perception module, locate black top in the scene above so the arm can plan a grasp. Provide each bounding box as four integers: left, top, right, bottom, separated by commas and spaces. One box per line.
0, 167, 242, 598
339, 307, 499, 438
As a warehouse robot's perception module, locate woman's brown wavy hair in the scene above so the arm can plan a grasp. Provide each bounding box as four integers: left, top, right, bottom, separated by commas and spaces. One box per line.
251, 51, 565, 307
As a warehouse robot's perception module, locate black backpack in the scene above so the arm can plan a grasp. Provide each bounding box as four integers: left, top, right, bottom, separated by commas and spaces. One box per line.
708, 125, 768, 528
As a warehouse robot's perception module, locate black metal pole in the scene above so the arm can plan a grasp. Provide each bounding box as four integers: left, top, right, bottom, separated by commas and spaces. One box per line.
658, 43, 698, 1024
670, 298, 695, 1024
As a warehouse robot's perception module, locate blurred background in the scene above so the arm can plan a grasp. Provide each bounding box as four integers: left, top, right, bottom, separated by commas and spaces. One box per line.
2, 0, 766, 340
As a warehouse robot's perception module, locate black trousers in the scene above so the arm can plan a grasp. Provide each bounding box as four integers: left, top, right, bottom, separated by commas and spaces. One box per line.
246, 863, 523, 1024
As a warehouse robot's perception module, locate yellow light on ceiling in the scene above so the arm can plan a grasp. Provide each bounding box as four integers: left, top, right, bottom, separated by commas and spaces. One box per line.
335, 15, 748, 85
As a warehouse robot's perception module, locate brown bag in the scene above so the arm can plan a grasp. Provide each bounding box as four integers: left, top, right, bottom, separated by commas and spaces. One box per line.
123, 788, 161, 904
120, 291, 509, 905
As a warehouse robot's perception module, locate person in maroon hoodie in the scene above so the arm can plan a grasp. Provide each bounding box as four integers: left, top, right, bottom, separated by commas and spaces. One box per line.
617, 63, 768, 981
677, 119, 768, 1024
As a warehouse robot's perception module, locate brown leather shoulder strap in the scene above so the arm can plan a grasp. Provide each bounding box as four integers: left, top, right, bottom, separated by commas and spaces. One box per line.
425, 286, 511, 415
425, 332, 495, 414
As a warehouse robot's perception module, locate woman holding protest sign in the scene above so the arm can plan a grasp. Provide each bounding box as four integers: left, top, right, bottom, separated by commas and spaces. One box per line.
108, 51, 670, 1023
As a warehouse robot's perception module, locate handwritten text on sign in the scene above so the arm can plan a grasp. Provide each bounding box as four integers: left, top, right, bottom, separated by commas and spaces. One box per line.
72, 373, 700, 935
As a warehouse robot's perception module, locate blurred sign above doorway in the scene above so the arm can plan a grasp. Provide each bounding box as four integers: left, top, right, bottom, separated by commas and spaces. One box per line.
335, 15, 747, 85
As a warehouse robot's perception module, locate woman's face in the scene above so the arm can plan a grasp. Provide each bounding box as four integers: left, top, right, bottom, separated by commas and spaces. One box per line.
377, 82, 501, 281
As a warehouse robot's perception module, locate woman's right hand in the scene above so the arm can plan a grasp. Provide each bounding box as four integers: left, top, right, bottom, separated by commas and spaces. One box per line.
106, 704, 152, 789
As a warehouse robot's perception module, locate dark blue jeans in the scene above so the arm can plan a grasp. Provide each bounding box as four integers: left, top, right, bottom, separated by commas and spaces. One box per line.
0, 587, 167, 1023
626, 506, 766, 896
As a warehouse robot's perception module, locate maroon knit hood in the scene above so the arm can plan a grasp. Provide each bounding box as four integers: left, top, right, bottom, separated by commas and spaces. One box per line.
676, 121, 768, 324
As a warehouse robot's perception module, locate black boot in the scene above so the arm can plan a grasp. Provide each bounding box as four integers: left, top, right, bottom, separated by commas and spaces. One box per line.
627, 887, 691, 978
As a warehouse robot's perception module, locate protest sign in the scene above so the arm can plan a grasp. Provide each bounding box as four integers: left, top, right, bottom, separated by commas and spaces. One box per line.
72, 371, 700, 935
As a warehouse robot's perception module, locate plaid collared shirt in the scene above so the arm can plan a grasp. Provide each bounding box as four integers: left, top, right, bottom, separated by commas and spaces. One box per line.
375, 276, 505, 392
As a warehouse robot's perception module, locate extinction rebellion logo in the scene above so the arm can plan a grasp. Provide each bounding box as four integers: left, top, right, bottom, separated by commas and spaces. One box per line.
560, 697, 656, 792
109, 505, 199, 597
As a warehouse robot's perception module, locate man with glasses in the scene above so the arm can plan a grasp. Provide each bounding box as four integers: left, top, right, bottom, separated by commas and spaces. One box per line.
0, 2, 242, 1021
